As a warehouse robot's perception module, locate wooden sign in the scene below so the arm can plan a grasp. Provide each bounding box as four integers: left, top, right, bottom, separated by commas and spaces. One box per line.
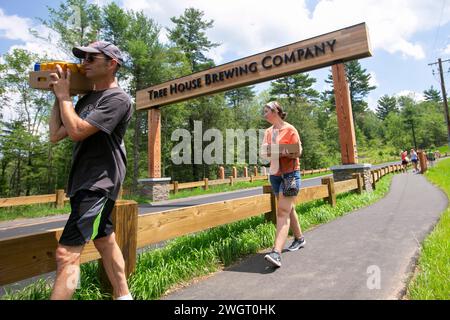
136, 23, 372, 110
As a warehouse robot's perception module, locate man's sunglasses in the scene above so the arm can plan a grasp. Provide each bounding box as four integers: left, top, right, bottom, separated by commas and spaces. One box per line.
83, 54, 110, 63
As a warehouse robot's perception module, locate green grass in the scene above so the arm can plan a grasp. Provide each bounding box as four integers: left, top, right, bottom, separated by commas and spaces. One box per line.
0, 203, 71, 222
1, 172, 393, 300
168, 171, 332, 201
437, 145, 449, 155
406, 158, 450, 300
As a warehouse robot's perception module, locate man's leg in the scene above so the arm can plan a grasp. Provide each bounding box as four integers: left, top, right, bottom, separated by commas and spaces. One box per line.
94, 233, 130, 299
51, 244, 84, 300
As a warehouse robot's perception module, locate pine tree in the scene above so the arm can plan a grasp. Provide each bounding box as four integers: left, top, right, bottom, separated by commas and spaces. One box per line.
167, 8, 219, 73
423, 86, 441, 103
167, 8, 226, 181
325, 60, 376, 114
376, 95, 398, 120
269, 73, 319, 106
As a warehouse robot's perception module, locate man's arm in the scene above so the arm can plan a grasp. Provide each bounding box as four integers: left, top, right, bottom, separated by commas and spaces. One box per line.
50, 65, 99, 142
58, 97, 99, 141
49, 98, 68, 143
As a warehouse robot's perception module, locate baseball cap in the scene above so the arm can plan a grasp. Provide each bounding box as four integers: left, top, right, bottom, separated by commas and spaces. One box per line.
72, 41, 124, 65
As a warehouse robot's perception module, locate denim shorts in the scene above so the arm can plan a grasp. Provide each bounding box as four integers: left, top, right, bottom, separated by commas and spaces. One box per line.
269, 170, 301, 197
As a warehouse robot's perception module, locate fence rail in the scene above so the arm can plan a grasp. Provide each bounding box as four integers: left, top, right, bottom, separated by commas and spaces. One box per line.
0, 190, 69, 209
0, 164, 405, 287
170, 167, 330, 193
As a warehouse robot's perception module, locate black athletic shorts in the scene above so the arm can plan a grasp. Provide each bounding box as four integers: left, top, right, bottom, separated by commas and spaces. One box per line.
59, 189, 115, 246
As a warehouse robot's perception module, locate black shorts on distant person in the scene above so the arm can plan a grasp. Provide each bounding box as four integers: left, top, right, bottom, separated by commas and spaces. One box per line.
59, 189, 115, 246
402, 160, 408, 165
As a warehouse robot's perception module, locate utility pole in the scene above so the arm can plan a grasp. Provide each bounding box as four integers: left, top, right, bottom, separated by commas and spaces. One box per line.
429, 58, 450, 148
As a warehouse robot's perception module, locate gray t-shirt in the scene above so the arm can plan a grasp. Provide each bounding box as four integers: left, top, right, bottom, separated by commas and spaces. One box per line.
66, 87, 132, 201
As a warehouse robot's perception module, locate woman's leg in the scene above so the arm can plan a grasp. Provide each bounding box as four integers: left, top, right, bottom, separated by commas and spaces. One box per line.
273, 194, 297, 253
289, 205, 303, 239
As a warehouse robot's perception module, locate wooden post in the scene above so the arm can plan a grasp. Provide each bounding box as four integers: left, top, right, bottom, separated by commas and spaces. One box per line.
418, 151, 427, 174
148, 108, 161, 178
321, 177, 336, 207
244, 167, 248, 178
219, 166, 225, 180
332, 63, 358, 165
173, 181, 179, 194
263, 185, 277, 224
250, 175, 254, 183
203, 178, 209, 190
353, 173, 364, 194
55, 189, 65, 209
371, 171, 376, 190
262, 167, 267, 176
99, 201, 138, 295
232, 167, 237, 179
229, 176, 234, 186
253, 166, 258, 177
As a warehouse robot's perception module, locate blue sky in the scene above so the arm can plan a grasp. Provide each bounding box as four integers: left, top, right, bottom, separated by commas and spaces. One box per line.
1, 0, 450, 111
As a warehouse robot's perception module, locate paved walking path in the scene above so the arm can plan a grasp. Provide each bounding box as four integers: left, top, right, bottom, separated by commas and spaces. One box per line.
163, 172, 448, 300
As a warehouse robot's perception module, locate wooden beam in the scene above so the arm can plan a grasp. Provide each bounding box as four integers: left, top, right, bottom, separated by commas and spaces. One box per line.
136, 194, 272, 247
332, 63, 358, 164
136, 23, 372, 110
148, 108, 161, 178
0, 194, 56, 208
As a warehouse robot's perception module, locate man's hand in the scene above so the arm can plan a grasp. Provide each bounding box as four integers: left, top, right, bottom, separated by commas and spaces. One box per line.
49, 64, 71, 101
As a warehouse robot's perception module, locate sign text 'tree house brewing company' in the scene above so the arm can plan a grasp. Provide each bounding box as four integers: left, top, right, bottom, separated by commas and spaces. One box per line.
136, 23, 372, 110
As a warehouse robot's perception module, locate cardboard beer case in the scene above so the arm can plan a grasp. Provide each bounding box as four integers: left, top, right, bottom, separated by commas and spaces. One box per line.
29, 70, 93, 95
261, 143, 300, 156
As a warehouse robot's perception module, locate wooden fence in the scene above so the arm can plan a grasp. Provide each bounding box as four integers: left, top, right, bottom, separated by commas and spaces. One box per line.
0, 190, 69, 209
0, 164, 405, 288
170, 167, 331, 194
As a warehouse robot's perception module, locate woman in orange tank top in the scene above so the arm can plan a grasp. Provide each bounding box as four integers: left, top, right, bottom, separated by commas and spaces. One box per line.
260, 101, 306, 268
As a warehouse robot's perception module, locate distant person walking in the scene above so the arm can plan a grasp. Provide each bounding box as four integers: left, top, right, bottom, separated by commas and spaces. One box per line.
427, 150, 436, 167
410, 149, 418, 173
401, 150, 408, 170
260, 101, 305, 268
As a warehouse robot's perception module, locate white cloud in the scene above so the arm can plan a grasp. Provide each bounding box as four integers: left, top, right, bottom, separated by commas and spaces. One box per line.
121, 0, 450, 63
0, 8, 34, 42
369, 71, 379, 88
0, 8, 69, 60
395, 90, 425, 102
367, 95, 378, 112
443, 44, 450, 55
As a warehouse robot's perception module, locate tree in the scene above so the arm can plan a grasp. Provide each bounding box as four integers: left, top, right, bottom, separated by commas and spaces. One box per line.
326, 60, 376, 114
38, 0, 102, 55
376, 95, 398, 120
225, 86, 255, 123
0, 49, 53, 196
102, 4, 167, 191
269, 73, 319, 106
423, 86, 441, 103
167, 8, 227, 181
167, 8, 219, 73
401, 99, 420, 150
